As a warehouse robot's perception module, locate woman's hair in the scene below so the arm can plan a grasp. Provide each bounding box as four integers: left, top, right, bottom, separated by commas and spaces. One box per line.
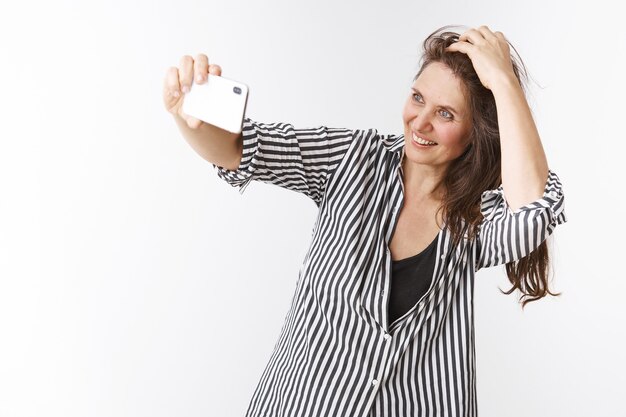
415, 25, 560, 309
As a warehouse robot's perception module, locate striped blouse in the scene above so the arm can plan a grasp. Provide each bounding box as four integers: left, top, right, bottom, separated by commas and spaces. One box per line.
212, 117, 567, 417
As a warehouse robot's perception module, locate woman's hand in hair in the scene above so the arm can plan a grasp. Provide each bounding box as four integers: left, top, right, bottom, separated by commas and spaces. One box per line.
445, 25, 517, 92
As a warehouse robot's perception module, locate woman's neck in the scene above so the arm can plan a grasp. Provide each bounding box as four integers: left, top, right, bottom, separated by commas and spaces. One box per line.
401, 154, 447, 204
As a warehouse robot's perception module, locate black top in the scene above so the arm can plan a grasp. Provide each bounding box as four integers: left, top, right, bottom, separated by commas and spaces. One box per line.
388, 235, 438, 325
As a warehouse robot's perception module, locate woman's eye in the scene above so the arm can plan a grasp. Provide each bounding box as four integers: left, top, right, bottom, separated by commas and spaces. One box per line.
440, 110, 453, 119
412, 93, 453, 120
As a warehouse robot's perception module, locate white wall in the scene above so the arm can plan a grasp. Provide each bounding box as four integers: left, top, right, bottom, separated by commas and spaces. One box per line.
1, 0, 623, 416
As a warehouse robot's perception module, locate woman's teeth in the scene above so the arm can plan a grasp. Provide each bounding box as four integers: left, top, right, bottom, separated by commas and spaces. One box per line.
412, 133, 437, 146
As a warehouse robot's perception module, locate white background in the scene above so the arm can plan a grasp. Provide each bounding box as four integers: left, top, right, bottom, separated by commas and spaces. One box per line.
1, 0, 624, 416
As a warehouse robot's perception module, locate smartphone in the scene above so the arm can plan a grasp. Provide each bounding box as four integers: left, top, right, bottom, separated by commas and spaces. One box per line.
182, 74, 249, 134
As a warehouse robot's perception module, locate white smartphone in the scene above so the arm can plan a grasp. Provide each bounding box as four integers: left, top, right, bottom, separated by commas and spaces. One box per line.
182, 74, 249, 134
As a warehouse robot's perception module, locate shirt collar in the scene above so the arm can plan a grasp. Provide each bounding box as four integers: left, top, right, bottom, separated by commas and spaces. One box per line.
381, 133, 406, 160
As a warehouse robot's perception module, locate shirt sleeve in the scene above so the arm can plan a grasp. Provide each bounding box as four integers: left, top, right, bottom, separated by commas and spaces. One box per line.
475, 169, 567, 271
211, 117, 357, 206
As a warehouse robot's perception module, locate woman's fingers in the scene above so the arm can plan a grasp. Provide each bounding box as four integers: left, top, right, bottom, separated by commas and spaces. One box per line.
458, 28, 480, 44
178, 55, 194, 93
194, 54, 209, 84
193, 54, 223, 86
163, 66, 182, 113
209, 63, 222, 76
476, 25, 498, 41
459, 25, 499, 45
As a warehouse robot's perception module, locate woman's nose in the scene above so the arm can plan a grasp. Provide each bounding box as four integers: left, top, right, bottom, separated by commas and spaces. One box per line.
411, 112, 432, 132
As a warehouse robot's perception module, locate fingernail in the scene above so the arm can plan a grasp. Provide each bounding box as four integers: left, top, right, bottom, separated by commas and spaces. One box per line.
196, 75, 203, 82
173, 90, 180, 98
182, 85, 190, 93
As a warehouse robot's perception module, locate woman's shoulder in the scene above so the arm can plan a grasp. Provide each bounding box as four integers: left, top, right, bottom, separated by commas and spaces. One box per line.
347, 125, 404, 152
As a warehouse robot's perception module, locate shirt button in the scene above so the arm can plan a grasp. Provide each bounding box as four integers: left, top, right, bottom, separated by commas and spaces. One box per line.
384, 334, 391, 341
440, 254, 445, 259
372, 379, 379, 385
549, 191, 558, 197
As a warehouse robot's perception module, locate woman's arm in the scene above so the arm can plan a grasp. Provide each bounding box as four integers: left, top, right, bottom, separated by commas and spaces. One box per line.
212, 117, 361, 205
491, 78, 549, 212
173, 113, 243, 170
445, 25, 551, 212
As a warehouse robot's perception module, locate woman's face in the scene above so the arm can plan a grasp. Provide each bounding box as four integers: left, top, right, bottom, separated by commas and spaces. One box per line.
402, 61, 473, 169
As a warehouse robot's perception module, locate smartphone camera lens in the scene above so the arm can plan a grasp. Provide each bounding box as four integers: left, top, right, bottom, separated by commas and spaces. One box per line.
233, 86, 242, 95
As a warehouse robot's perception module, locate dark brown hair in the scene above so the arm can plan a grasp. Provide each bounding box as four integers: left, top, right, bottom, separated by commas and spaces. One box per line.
414, 25, 561, 309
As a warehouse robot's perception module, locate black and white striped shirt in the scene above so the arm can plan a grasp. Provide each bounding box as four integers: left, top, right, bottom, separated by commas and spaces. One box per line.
212, 117, 567, 417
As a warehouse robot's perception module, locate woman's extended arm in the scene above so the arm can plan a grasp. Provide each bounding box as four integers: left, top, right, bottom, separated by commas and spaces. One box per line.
212, 117, 360, 204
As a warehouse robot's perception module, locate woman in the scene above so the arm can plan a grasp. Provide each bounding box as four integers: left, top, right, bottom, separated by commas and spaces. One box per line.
163, 24, 567, 417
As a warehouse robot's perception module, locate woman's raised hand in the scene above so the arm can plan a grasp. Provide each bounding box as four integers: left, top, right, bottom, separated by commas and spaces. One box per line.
445, 25, 516, 92
163, 53, 222, 129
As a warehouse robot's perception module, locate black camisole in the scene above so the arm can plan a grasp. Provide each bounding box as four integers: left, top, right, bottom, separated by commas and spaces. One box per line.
388, 235, 438, 325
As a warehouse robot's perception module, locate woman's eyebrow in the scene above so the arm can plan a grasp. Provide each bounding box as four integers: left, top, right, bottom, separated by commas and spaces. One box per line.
411, 87, 460, 115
